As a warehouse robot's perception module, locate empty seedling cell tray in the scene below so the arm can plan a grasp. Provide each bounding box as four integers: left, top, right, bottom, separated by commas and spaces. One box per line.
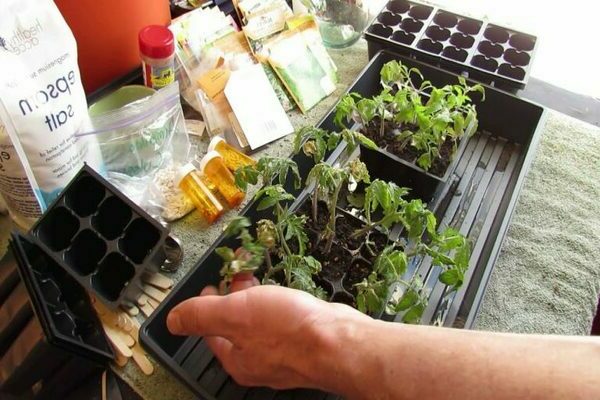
28, 165, 170, 308
141, 51, 546, 399
365, 0, 538, 89
468, 23, 537, 88
367, 0, 435, 51
10, 233, 114, 364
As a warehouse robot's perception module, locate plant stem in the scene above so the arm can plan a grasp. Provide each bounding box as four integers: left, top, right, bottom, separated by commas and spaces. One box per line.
351, 223, 375, 239
264, 249, 273, 274
275, 203, 292, 257
264, 264, 284, 281
324, 183, 342, 254
312, 187, 318, 223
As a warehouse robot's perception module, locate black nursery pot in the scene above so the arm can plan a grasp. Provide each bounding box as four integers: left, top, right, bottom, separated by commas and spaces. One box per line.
140, 51, 546, 400
364, 0, 538, 89
28, 164, 170, 308
0, 234, 113, 396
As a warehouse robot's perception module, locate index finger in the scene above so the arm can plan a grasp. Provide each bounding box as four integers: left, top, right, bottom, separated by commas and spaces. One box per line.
167, 292, 242, 338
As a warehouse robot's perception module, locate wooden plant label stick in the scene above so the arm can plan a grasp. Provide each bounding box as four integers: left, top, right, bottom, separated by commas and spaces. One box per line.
114, 351, 128, 367
142, 273, 174, 290
142, 284, 167, 303
102, 371, 107, 400
103, 325, 133, 358
125, 305, 140, 317
132, 344, 154, 375
119, 332, 135, 348
140, 303, 154, 318
146, 297, 160, 310
136, 294, 149, 307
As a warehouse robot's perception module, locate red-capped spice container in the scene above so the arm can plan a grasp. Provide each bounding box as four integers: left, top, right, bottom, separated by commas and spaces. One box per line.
138, 25, 175, 89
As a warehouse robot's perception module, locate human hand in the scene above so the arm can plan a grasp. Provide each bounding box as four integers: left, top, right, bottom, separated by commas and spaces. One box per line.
167, 276, 369, 392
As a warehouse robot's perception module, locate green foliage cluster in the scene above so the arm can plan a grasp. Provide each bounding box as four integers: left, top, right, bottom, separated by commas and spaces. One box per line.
216, 62, 475, 323
334, 60, 485, 171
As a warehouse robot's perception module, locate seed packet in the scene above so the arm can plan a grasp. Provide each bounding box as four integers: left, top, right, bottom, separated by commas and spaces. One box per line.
262, 16, 338, 113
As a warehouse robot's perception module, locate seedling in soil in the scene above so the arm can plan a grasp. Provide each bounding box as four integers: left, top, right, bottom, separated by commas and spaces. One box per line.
335, 60, 485, 174
219, 117, 471, 322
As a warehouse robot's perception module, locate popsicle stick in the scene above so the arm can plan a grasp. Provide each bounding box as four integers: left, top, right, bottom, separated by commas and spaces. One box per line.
142, 284, 167, 303
142, 272, 174, 290
119, 332, 135, 348
132, 343, 154, 375
114, 351, 129, 367
146, 297, 160, 310
102, 371, 107, 400
136, 294, 149, 307
122, 304, 140, 317
140, 303, 154, 318
103, 325, 133, 358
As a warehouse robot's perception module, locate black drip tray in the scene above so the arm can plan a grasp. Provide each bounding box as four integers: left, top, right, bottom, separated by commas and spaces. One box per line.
140, 50, 546, 400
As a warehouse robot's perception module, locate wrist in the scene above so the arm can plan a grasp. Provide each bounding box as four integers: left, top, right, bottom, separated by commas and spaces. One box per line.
304, 305, 377, 398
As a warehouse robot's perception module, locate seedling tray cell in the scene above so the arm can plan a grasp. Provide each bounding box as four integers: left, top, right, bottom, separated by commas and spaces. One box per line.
141, 51, 545, 399
28, 165, 170, 308
10, 233, 114, 364
365, 0, 538, 89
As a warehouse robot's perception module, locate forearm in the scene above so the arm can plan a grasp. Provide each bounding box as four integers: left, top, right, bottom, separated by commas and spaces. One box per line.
311, 316, 600, 400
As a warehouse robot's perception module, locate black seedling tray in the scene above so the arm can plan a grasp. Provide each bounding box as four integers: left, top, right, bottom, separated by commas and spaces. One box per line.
11, 233, 114, 364
141, 51, 546, 399
28, 164, 170, 308
0, 233, 113, 396
365, 0, 538, 89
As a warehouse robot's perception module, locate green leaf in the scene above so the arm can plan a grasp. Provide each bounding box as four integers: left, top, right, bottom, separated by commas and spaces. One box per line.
355, 132, 378, 150
223, 216, 251, 237
439, 268, 461, 286
417, 152, 432, 170
347, 192, 365, 209
256, 157, 301, 189
426, 212, 437, 236
215, 247, 235, 262
374, 246, 408, 282
334, 93, 359, 128
396, 288, 419, 311
354, 273, 388, 315
255, 185, 294, 211
293, 126, 334, 163
356, 98, 377, 125
234, 165, 259, 191
402, 303, 425, 324
283, 213, 309, 256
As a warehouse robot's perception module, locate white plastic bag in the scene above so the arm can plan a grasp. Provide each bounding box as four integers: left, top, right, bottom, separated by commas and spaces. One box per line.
0, 125, 40, 227
0, 0, 105, 223
78, 83, 193, 222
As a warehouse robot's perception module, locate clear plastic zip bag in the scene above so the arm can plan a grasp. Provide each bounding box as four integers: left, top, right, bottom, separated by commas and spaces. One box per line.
77, 83, 194, 223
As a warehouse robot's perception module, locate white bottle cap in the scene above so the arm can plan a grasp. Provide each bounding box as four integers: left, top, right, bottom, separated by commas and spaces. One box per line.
199, 151, 223, 172
176, 163, 198, 186
207, 135, 226, 153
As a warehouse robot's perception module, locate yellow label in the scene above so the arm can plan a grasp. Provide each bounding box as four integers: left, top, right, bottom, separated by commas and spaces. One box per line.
197, 69, 231, 99
151, 66, 175, 89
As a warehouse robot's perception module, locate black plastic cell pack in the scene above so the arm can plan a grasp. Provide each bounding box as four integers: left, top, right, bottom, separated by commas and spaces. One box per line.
29, 165, 170, 308
365, 0, 538, 88
140, 50, 546, 399
0, 234, 113, 398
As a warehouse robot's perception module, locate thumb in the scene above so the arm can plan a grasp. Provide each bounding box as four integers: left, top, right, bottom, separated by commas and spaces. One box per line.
167, 291, 241, 338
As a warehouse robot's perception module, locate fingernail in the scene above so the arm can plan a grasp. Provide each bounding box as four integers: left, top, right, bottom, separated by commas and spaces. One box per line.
167, 311, 182, 334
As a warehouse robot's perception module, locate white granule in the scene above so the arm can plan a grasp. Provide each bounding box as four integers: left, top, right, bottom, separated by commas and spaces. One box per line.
152, 164, 195, 222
